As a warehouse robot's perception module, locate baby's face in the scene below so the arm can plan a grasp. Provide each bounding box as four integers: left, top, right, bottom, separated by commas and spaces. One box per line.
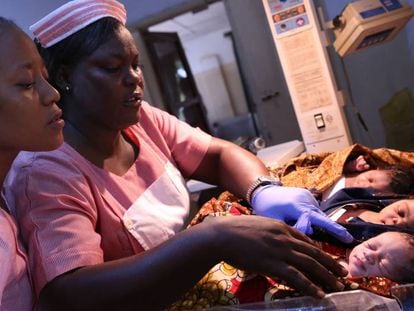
379, 200, 414, 229
347, 232, 408, 280
351, 170, 392, 192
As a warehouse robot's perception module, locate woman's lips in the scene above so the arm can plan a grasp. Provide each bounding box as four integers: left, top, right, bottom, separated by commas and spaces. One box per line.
123, 93, 143, 107
48, 109, 65, 129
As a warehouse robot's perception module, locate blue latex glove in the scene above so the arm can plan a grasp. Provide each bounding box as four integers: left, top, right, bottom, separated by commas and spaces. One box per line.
251, 185, 354, 243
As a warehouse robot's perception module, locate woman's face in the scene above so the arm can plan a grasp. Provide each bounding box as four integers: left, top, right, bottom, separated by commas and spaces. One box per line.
347, 232, 409, 280
0, 27, 63, 152
66, 25, 144, 131
378, 200, 414, 229
351, 169, 392, 192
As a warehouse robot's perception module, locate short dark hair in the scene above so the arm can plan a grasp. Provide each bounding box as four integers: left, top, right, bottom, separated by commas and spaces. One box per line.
36, 17, 122, 95
386, 166, 414, 195
390, 232, 414, 283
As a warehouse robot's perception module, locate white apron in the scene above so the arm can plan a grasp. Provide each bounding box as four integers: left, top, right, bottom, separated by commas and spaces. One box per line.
122, 161, 190, 250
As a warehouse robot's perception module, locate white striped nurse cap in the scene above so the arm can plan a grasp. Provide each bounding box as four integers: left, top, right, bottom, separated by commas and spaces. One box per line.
30, 0, 127, 48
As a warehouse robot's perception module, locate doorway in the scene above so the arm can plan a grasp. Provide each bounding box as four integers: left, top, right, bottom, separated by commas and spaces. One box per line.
143, 31, 210, 132
146, 1, 257, 142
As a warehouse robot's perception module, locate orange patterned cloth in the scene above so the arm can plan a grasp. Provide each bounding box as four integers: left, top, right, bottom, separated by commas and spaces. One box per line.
187, 192, 251, 227
269, 144, 414, 193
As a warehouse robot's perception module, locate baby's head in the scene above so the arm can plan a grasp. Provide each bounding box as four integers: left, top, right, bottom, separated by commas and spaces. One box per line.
347, 231, 414, 283
387, 167, 414, 195
378, 199, 414, 229
350, 167, 414, 195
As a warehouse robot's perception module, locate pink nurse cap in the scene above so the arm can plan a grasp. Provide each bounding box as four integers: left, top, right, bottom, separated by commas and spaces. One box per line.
30, 0, 127, 48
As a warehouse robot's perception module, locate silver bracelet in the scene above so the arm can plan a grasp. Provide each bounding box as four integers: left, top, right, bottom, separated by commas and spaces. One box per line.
245, 176, 282, 205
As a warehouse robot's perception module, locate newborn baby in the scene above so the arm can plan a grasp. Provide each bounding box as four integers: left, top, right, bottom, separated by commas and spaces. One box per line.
348, 199, 414, 229
323, 155, 414, 199
340, 231, 414, 283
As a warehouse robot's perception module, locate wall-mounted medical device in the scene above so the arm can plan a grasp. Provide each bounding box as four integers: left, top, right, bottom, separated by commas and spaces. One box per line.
331, 0, 414, 57
262, 0, 352, 153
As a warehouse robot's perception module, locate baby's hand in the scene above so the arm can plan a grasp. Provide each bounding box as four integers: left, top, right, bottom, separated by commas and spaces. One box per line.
344, 155, 370, 173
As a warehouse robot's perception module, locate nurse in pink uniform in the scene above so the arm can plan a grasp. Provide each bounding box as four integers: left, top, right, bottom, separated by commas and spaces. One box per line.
0, 17, 64, 310
5, 1, 352, 309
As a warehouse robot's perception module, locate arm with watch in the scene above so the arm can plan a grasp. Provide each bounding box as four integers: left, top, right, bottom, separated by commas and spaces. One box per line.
191, 137, 353, 243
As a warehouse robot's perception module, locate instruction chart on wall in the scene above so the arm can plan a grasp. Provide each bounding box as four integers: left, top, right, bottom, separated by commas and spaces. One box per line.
263, 0, 352, 152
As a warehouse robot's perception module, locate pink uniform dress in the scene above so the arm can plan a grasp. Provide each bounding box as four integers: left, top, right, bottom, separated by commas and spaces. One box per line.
4, 102, 211, 297
0, 207, 34, 310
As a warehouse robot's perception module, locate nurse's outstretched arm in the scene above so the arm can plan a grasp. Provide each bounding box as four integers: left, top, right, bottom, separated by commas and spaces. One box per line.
191, 138, 353, 243
39, 216, 346, 311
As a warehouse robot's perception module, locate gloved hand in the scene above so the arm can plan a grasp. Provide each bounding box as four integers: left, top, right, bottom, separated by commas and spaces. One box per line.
251, 185, 354, 243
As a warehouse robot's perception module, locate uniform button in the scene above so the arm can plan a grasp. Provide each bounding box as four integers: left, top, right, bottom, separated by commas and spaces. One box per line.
124, 218, 134, 230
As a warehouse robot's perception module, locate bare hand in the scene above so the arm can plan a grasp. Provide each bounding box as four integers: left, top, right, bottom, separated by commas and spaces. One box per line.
344, 155, 370, 173
206, 215, 346, 298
